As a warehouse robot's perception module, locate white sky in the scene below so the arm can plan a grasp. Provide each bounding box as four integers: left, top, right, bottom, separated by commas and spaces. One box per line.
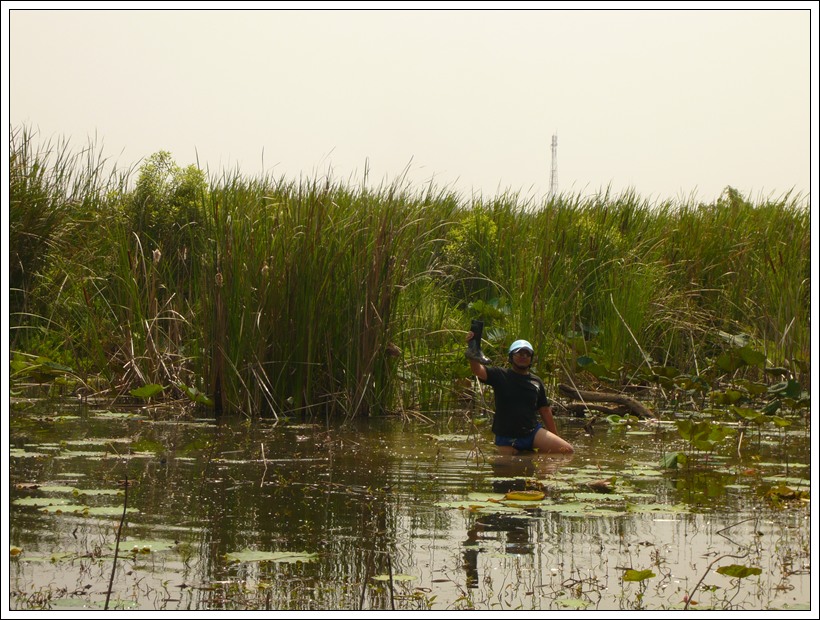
3, 3, 817, 203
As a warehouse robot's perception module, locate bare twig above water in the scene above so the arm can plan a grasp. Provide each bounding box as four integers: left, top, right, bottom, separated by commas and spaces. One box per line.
105, 471, 129, 611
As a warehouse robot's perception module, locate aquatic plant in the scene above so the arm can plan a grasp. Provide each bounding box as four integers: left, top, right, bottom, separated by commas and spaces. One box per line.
9, 125, 811, 419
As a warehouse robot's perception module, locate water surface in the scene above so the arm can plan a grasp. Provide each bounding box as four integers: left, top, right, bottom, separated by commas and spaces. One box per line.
8, 399, 811, 610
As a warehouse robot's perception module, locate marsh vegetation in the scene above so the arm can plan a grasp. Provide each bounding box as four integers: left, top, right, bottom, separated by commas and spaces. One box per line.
9, 125, 810, 419
8, 125, 811, 610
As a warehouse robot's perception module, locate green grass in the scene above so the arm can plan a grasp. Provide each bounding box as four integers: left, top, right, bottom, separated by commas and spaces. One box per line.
9, 126, 811, 417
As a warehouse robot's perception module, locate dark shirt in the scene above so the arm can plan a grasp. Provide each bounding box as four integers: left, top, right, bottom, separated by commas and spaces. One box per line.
481, 366, 551, 437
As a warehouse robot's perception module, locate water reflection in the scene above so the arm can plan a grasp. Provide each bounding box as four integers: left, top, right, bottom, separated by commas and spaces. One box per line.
8, 404, 811, 611
463, 452, 573, 589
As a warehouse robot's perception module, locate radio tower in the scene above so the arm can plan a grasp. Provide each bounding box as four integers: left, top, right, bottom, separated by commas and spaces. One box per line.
549, 133, 558, 198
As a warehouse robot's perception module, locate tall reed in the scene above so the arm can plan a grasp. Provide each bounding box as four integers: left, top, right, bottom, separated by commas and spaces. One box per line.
9, 125, 811, 416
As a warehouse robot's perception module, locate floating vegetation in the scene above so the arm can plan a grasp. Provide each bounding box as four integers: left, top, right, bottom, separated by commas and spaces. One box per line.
8, 399, 811, 611
372, 574, 417, 582
10, 448, 50, 458
225, 549, 319, 564
425, 434, 472, 443
116, 539, 177, 554
503, 490, 545, 501
622, 568, 656, 582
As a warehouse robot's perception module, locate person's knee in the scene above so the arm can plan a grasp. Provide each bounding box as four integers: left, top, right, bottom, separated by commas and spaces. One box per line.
536, 430, 574, 454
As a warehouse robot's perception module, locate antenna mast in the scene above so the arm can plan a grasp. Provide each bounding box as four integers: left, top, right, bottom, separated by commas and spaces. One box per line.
549, 133, 558, 198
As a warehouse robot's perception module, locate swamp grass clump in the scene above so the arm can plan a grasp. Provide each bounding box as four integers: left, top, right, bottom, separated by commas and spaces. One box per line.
8, 125, 811, 418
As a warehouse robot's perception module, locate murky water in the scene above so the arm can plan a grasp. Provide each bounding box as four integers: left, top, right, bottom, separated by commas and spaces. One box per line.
8, 398, 811, 611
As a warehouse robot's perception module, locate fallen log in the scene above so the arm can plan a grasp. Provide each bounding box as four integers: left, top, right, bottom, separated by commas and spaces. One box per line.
562, 403, 631, 418
558, 383, 656, 419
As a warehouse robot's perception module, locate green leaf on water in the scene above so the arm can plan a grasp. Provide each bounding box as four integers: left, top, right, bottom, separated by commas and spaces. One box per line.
39, 504, 139, 516
92, 411, 143, 419
87, 506, 140, 516
13, 497, 72, 507
10, 448, 49, 458
177, 383, 214, 406
571, 492, 625, 502
89, 599, 139, 610
40, 504, 89, 513
475, 503, 527, 515
762, 476, 809, 487
466, 492, 507, 502
556, 598, 591, 609
426, 434, 470, 442
225, 549, 318, 563
130, 383, 165, 399
74, 488, 122, 497
37, 485, 78, 494
731, 405, 763, 422
372, 574, 416, 582
767, 379, 802, 398
710, 389, 743, 405
547, 502, 592, 515
622, 568, 655, 582
661, 452, 682, 469
63, 437, 131, 446
115, 539, 176, 554
626, 503, 689, 514
716, 564, 762, 579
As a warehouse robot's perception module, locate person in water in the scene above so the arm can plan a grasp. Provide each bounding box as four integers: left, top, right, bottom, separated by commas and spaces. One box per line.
465, 327, 573, 455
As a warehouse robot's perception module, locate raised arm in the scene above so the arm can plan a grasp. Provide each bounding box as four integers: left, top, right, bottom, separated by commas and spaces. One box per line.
466, 331, 488, 381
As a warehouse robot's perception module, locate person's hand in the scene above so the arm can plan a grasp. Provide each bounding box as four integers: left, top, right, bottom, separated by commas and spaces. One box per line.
466, 331, 475, 343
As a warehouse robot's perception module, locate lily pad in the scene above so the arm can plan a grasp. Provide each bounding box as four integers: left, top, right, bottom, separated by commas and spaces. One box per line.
434, 500, 489, 510
38, 485, 78, 494
40, 504, 138, 516
92, 411, 143, 419
225, 549, 318, 563
40, 504, 90, 513
475, 503, 527, 514
56, 450, 110, 459
74, 488, 123, 497
372, 574, 416, 582
14, 497, 72, 507
426, 434, 470, 442
571, 492, 626, 502
716, 564, 762, 579
466, 492, 507, 503
762, 476, 809, 487
85, 506, 139, 516
504, 490, 545, 501
621, 467, 663, 478
19, 551, 76, 563
89, 599, 139, 609
116, 539, 176, 554
627, 503, 689, 514
556, 598, 592, 608
623, 568, 656, 582
10, 448, 49, 458
63, 437, 131, 445
546, 502, 592, 515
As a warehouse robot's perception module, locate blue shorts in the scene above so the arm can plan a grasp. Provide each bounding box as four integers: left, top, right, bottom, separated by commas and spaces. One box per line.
495, 424, 543, 451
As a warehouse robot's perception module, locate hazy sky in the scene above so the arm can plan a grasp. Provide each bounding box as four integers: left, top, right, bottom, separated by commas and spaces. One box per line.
3, 4, 817, 203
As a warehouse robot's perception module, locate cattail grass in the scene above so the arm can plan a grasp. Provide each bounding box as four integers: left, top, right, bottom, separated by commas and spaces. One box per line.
9, 125, 811, 416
